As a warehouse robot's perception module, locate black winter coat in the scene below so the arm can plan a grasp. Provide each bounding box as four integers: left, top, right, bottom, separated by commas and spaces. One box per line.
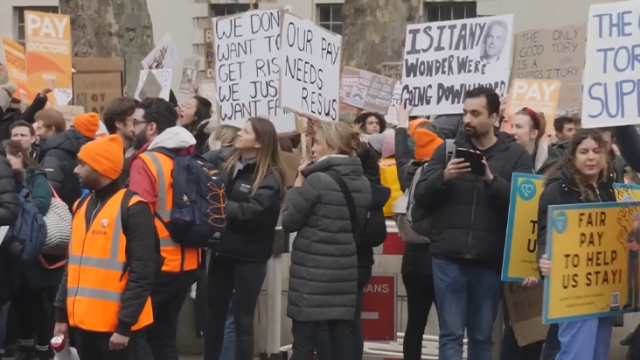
0, 156, 19, 225
414, 131, 532, 263
0, 94, 47, 141
203, 149, 282, 262
0, 156, 18, 305
38, 129, 87, 210
536, 168, 617, 264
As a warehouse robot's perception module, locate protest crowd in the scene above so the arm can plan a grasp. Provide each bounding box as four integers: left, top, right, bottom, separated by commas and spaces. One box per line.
1, 1, 640, 360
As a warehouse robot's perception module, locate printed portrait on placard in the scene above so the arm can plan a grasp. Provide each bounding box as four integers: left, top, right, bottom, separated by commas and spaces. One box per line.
480, 20, 508, 65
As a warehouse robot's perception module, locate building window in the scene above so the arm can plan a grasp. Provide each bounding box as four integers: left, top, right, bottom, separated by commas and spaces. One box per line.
14, 6, 59, 46
317, 4, 342, 35
210, 4, 252, 18
423, 1, 476, 22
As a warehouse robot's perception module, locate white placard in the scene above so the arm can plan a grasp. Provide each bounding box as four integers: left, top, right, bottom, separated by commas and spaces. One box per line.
402, 15, 513, 115
134, 69, 172, 101
141, 33, 179, 70
384, 83, 403, 124
279, 12, 341, 122
581, 1, 640, 128
53, 88, 72, 106
213, 9, 294, 132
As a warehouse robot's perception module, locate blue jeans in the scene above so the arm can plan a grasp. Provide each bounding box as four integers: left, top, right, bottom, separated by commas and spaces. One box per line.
432, 255, 502, 360
220, 301, 235, 360
557, 317, 612, 360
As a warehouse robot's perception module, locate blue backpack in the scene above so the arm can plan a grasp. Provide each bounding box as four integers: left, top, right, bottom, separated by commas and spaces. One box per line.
154, 149, 227, 248
8, 190, 48, 261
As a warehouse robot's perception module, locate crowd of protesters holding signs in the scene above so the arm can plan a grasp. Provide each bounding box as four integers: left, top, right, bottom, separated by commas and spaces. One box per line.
1, 1, 640, 360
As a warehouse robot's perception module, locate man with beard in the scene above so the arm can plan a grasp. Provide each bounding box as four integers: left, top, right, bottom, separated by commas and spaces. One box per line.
412, 87, 532, 360
53, 135, 157, 360
103, 97, 139, 184
127, 98, 199, 360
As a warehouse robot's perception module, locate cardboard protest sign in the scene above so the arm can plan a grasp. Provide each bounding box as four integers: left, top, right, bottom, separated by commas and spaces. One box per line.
503, 173, 545, 282
134, 70, 172, 101
24, 11, 72, 105
402, 15, 513, 115
339, 66, 396, 114
142, 33, 178, 70
53, 105, 85, 129
279, 11, 341, 122
199, 78, 217, 125
543, 201, 640, 323
338, 103, 360, 123
180, 58, 200, 94
504, 283, 549, 346
204, 28, 215, 79
380, 62, 402, 81
511, 24, 586, 112
72, 57, 124, 117
501, 79, 561, 134
214, 10, 294, 132
581, 2, 640, 128
1, 37, 30, 98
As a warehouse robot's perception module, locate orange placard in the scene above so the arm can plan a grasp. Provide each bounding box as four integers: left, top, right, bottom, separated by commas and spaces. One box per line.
502, 79, 561, 136
24, 11, 72, 105
0, 37, 33, 100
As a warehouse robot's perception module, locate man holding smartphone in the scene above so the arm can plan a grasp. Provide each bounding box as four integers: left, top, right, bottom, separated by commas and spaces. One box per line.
413, 86, 532, 360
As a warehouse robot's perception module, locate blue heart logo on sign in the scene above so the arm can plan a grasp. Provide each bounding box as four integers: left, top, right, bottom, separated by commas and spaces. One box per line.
553, 211, 568, 234
517, 179, 537, 201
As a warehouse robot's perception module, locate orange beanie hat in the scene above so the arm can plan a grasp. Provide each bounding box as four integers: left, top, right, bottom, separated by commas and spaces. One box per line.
410, 118, 444, 161
73, 112, 100, 138
78, 135, 124, 180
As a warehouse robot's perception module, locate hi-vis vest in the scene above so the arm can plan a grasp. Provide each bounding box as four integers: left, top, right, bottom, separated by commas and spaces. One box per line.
67, 189, 153, 332
139, 151, 199, 272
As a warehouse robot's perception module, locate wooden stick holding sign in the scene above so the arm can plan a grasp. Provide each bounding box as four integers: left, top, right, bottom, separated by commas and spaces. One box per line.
295, 116, 308, 159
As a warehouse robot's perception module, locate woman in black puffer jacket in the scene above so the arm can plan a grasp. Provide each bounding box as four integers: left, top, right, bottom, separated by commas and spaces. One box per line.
0, 148, 19, 358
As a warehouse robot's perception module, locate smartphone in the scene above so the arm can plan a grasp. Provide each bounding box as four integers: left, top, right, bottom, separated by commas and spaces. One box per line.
454, 148, 486, 176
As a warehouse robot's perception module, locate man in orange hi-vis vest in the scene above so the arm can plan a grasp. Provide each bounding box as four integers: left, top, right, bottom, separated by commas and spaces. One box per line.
127, 98, 199, 360
53, 134, 159, 360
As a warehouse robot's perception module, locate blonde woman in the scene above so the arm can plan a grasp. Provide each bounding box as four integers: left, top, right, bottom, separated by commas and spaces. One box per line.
282, 121, 372, 360
203, 117, 284, 360
208, 124, 241, 151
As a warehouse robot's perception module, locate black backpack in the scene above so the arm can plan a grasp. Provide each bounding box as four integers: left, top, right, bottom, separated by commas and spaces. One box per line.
152, 149, 227, 248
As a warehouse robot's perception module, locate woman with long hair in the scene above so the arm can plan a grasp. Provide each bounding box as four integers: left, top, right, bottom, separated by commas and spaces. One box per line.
282, 121, 372, 360
537, 129, 616, 360
203, 117, 284, 360
179, 96, 213, 154
3, 140, 57, 360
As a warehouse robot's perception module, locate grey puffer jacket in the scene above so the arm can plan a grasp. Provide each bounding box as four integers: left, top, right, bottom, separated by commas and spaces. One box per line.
283, 155, 371, 321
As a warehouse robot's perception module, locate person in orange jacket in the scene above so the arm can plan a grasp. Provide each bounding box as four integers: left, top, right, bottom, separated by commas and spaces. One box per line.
53, 135, 158, 360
